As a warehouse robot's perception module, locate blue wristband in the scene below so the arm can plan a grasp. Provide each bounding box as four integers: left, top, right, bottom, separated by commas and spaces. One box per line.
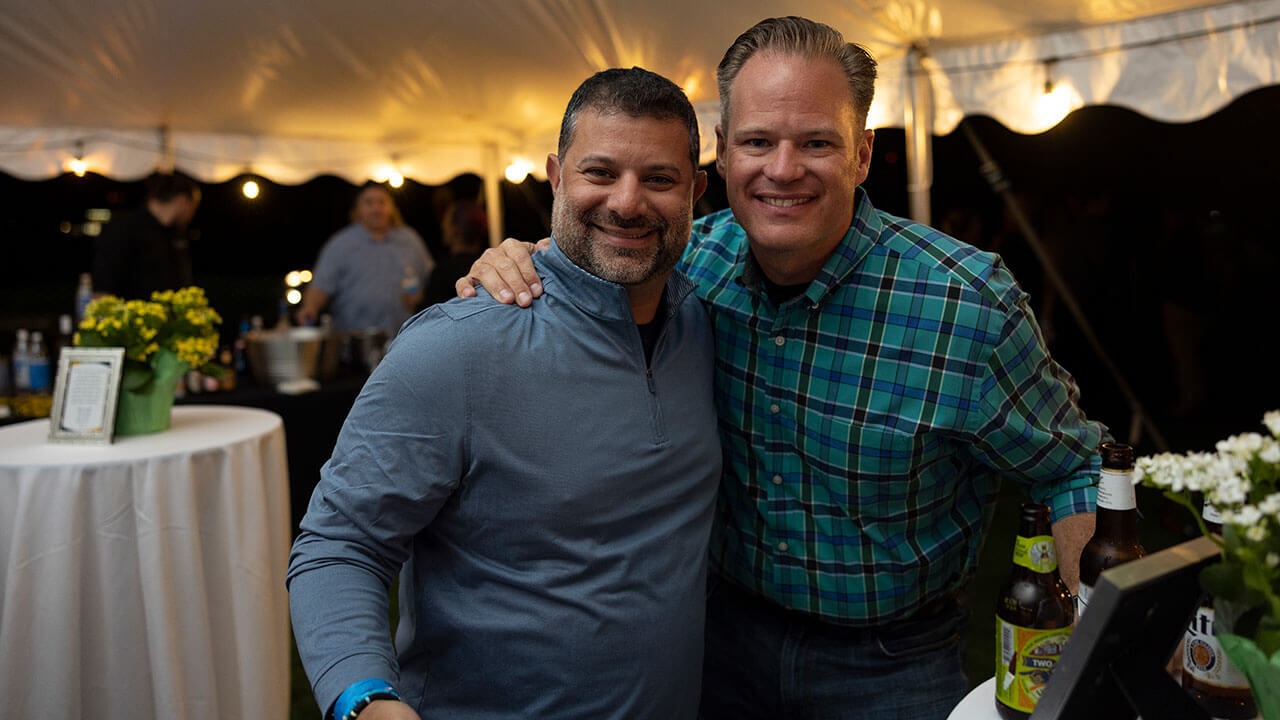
332, 678, 399, 720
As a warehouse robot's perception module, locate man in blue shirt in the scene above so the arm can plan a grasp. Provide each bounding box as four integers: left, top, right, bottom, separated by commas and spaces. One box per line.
459, 16, 1105, 720
287, 67, 720, 720
297, 183, 435, 337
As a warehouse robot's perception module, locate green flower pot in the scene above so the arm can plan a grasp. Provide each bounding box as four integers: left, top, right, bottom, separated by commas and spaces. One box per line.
114, 350, 187, 436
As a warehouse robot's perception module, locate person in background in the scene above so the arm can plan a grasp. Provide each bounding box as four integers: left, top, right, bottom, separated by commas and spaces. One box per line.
422, 197, 489, 308
92, 171, 201, 299
287, 67, 719, 720
458, 16, 1106, 719
297, 182, 434, 336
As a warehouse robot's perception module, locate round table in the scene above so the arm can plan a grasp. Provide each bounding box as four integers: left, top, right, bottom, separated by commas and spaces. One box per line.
0, 406, 291, 720
949, 678, 1002, 720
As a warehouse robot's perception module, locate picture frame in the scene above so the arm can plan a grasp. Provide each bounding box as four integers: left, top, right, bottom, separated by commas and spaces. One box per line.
47, 347, 126, 445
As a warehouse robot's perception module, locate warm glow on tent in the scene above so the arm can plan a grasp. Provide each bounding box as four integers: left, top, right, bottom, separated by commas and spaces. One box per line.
1035, 83, 1078, 131
68, 158, 87, 177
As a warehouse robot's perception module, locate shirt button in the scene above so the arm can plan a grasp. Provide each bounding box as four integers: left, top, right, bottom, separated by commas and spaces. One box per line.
777, 541, 789, 552
770, 404, 780, 414
774, 335, 785, 347
772, 475, 783, 485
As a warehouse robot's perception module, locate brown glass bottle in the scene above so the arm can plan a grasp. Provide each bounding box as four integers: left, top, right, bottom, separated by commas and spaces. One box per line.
1182, 502, 1259, 719
1077, 442, 1146, 617
995, 503, 1076, 720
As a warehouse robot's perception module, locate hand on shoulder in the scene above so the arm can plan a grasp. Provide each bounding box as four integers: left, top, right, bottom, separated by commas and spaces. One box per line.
454, 238, 549, 307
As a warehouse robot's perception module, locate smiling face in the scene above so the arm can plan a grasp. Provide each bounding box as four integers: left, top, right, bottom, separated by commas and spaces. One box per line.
716, 51, 874, 285
548, 109, 708, 301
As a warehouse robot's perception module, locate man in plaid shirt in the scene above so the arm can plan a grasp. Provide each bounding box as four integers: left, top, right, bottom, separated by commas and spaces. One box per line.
460, 16, 1105, 720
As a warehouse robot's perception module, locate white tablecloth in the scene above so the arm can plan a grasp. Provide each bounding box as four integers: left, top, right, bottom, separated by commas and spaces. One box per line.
949, 678, 1001, 720
0, 405, 291, 720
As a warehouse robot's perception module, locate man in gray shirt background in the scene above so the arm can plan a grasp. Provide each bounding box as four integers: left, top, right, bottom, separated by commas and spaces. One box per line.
287, 67, 720, 720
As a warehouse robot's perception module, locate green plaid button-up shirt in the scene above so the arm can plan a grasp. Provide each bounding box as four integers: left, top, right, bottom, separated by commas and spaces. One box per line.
679, 190, 1105, 626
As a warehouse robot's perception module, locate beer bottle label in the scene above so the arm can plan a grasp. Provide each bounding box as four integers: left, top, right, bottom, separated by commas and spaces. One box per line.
995, 617, 1073, 713
1096, 467, 1137, 511
1012, 535, 1058, 573
1184, 606, 1250, 688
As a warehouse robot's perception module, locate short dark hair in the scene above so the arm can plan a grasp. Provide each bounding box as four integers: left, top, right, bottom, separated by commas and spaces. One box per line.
717, 17, 877, 131
558, 67, 701, 171
350, 181, 404, 227
144, 171, 200, 202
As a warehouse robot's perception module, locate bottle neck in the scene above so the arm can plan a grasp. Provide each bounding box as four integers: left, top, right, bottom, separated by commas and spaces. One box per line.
1094, 507, 1140, 543
1011, 531, 1058, 575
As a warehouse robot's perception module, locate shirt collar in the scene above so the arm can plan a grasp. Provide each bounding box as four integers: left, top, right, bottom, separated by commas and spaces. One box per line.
735, 187, 883, 307
539, 236, 695, 323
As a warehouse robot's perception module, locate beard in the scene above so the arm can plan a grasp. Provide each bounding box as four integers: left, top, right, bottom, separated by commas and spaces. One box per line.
552, 199, 689, 288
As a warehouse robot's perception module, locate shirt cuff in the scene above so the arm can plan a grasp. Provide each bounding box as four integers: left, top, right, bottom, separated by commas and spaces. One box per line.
1043, 480, 1097, 523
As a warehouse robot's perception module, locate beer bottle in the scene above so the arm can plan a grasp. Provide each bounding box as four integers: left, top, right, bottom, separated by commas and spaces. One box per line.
995, 503, 1075, 720
1182, 501, 1259, 719
1077, 442, 1146, 616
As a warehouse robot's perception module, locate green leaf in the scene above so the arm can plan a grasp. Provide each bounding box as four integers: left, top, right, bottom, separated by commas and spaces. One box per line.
1219, 634, 1280, 718
1201, 563, 1257, 604
1259, 616, 1280, 658
75, 335, 108, 348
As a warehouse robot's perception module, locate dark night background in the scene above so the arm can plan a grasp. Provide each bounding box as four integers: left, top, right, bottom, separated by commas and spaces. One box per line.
3, 85, 1278, 458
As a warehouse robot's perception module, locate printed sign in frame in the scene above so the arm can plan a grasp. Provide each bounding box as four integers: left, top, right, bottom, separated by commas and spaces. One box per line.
48, 347, 126, 445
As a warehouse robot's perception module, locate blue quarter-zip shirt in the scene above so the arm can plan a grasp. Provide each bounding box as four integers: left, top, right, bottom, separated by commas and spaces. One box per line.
287, 237, 722, 719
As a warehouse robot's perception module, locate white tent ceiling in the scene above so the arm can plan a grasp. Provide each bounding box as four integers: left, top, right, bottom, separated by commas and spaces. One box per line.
1, 0, 1277, 185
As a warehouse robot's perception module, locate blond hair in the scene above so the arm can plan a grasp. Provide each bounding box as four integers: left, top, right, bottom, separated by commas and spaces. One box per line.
717, 17, 877, 130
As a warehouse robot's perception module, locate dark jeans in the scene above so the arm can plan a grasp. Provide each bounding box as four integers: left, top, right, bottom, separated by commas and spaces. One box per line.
700, 576, 969, 720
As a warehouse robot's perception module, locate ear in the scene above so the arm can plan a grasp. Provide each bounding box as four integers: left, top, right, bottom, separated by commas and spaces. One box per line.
714, 124, 727, 177
692, 169, 709, 204
546, 153, 562, 195
854, 129, 875, 187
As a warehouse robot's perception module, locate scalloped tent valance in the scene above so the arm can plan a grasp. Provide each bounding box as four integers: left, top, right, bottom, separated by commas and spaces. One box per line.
1, 0, 1276, 186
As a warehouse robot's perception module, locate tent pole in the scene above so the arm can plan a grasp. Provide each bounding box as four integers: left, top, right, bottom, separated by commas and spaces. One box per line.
482, 143, 505, 247
905, 44, 933, 225
158, 125, 175, 173
961, 120, 1168, 451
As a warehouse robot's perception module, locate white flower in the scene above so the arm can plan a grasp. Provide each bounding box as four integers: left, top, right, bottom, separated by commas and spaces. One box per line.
1223, 504, 1263, 527
1245, 525, 1268, 543
1218, 433, 1265, 458
1261, 439, 1280, 465
1264, 410, 1280, 438
1260, 493, 1280, 518
1268, 552, 1280, 569
1210, 474, 1251, 507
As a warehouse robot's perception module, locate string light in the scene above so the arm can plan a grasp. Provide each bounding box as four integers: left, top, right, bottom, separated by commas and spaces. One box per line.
243, 179, 260, 198
1033, 60, 1075, 130
285, 288, 303, 305
67, 140, 87, 177
505, 158, 535, 184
